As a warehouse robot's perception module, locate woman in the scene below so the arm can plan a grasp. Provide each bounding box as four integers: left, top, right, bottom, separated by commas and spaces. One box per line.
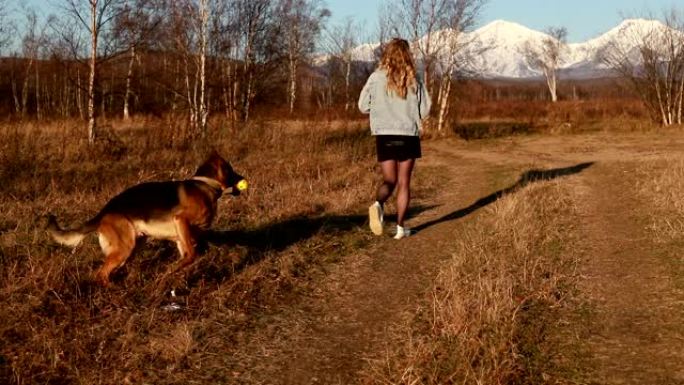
358, 38, 431, 239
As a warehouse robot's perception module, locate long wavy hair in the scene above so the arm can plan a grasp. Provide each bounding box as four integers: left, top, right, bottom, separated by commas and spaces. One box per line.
379, 38, 417, 99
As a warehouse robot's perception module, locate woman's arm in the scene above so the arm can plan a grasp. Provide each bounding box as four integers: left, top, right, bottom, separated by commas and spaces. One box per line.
358, 73, 375, 114
418, 81, 432, 119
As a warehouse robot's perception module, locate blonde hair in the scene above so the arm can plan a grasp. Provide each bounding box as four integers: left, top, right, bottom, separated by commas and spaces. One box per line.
379, 38, 417, 99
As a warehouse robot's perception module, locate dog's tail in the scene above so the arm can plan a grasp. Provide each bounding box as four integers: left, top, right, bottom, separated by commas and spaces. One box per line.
46, 215, 100, 247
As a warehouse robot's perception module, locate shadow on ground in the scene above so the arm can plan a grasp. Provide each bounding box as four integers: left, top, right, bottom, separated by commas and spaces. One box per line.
413, 162, 594, 233
192, 204, 437, 284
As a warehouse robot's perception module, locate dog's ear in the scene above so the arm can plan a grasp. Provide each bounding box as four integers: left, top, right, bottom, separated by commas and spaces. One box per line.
207, 149, 220, 161
208, 149, 229, 166
195, 151, 220, 177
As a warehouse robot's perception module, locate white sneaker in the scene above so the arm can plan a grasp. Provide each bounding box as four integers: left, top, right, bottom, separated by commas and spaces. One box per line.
368, 201, 384, 235
393, 225, 414, 240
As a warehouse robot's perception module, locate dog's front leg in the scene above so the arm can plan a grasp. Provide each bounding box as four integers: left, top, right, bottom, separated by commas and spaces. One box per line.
173, 216, 197, 271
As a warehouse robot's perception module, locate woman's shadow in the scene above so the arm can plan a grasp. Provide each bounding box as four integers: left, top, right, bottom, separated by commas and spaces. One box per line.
194, 162, 591, 284
413, 162, 594, 232
197, 205, 436, 281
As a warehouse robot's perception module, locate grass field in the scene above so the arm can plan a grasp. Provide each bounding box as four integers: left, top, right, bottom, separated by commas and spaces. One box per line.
1, 117, 683, 384
0, 118, 379, 384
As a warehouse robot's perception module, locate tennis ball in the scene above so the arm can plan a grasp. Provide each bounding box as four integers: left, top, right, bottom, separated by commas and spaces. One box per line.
236, 179, 248, 191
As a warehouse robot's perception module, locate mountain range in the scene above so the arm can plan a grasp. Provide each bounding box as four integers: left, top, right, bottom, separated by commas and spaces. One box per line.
347, 19, 671, 80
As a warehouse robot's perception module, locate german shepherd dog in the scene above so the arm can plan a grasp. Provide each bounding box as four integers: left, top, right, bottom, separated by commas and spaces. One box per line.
47, 151, 247, 286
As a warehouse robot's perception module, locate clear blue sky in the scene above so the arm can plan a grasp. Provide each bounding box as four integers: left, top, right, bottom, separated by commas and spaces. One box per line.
326, 0, 680, 43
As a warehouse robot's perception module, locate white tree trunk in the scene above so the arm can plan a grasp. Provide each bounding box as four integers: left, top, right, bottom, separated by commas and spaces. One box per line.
344, 55, 351, 111
545, 68, 558, 103
242, 31, 255, 121
87, 1, 98, 144
184, 54, 196, 130
21, 59, 33, 118
76, 68, 84, 120
35, 58, 41, 120
123, 46, 136, 121
677, 75, 684, 124
288, 52, 297, 113
198, 0, 209, 135
437, 72, 452, 132
654, 78, 670, 125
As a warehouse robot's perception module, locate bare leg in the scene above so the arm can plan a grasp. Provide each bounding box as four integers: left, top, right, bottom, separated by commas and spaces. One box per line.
377, 160, 398, 205
396, 158, 415, 227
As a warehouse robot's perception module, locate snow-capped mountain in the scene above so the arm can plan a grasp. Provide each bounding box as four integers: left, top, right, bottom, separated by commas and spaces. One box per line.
461, 20, 551, 78
345, 19, 675, 79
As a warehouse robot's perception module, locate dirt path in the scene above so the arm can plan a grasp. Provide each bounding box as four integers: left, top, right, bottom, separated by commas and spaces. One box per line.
222, 140, 498, 384
226, 132, 684, 384
576, 164, 684, 384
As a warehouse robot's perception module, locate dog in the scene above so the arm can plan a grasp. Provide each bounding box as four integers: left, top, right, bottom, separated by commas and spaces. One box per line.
46, 151, 247, 286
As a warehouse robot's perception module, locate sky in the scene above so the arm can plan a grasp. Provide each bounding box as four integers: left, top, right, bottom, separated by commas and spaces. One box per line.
12, 0, 680, 44
326, 0, 680, 43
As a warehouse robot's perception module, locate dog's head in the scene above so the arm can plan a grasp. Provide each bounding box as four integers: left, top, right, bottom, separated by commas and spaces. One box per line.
195, 151, 247, 196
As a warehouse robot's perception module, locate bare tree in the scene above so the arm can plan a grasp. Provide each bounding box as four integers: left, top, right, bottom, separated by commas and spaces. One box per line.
277, 0, 328, 114
386, 0, 453, 95
235, 0, 272, 121
62, 0, 127, 143
19, 8, 50, 119
162, 0, 213, 134
600, 10, 684, 125
323, 17, 357, 111
382, 0, 486, 131
374, 2, 394, 61
522, 26, 568, 103
197, 0, 210, 134
112, 0, 161, 121
433, 0, 486, 131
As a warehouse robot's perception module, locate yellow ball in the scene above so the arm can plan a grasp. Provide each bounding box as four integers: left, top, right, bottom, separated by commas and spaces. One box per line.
236, 179, 248, 191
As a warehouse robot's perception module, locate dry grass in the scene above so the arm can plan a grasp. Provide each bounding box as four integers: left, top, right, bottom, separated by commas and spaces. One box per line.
0, 118, 377, 384
364, 180, 585, 384
456, 99, 649, 124
636, 158, 684, 290
637, 158, 684, 241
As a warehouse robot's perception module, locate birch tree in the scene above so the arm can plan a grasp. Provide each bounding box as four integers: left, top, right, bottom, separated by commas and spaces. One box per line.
197, 0, 210, 134
433, 0, 486, 131
522, 26, 568, 103
63, 0, 127, 143
164, 0, 212, 134
600, 10, 684, 126
383, 0, 486, 131
236, 0, 272, 121
277, 0, 328, 114
112, 0, 160, 121
324, 18, 357, 111
386, 0, 452, 95
19, 8, 49, 119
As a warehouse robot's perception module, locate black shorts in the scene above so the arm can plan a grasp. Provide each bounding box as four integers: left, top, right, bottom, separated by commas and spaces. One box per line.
375, 135, 422, 162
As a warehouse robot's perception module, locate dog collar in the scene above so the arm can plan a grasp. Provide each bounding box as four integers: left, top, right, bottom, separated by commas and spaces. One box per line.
191, 176, 225, 192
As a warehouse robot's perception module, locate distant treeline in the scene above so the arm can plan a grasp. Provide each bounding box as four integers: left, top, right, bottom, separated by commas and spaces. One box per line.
0, 0, 640, 126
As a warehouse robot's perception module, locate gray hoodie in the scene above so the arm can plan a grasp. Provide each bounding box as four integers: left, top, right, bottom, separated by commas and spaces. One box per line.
358, 69, 431, 136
